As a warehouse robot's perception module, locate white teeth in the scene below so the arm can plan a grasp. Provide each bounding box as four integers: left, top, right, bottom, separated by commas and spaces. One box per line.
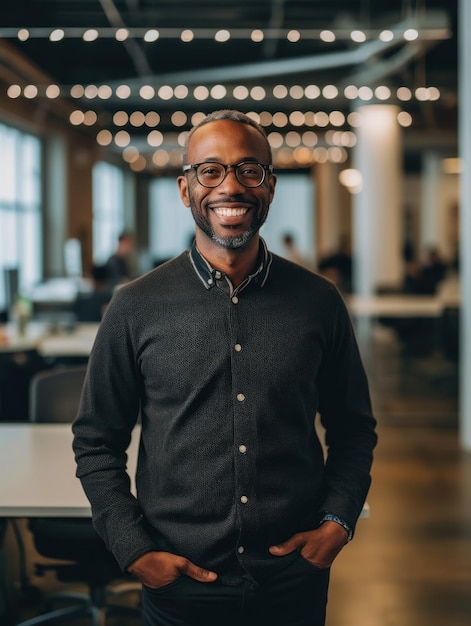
214, 207, 248, 217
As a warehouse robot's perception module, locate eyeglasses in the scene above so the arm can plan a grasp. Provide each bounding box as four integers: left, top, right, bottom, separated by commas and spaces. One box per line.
182, 161, 273, 188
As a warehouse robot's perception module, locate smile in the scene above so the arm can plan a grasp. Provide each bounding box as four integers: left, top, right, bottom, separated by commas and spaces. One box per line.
213, 207, 249, 217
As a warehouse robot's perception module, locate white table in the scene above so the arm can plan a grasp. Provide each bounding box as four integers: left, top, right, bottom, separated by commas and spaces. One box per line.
28, 278, 92, 308
0, 423, 369, 521
346, 294, 444, 318
37, 324, 99, 358
0, 323, 99, 359
0, 424, 139, 518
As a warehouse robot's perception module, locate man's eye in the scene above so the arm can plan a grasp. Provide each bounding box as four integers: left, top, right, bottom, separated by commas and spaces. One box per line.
200, 165, 222, 177
240, 166, 260, 176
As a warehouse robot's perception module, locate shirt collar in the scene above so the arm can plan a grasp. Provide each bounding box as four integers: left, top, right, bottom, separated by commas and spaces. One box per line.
188, 238, 272, 291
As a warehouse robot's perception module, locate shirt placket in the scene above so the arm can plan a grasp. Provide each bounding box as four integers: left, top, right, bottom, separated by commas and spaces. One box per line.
228, 290, 258, 563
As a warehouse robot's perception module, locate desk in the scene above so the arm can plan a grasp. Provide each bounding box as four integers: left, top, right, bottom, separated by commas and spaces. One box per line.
0, 323, 99, 359
0, 424, 139, 518
29, 278, 92, 309
0, 423, 369, 521
0, 323, 47, 354
346, 294, 444, 318
37, 324, 99, 358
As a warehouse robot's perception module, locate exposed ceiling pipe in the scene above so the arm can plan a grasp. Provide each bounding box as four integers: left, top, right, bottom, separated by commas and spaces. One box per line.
99, 0, 152, 76
100, 13, 450, 92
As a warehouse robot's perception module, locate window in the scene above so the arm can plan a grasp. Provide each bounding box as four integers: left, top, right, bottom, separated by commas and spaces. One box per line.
92, 162, 126, 264
149, 177, 195, 265
261, 172, 315, 264
0, 124, 42, 312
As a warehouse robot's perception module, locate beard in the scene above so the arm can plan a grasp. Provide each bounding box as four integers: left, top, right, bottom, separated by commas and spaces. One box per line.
189, 192, 270, 251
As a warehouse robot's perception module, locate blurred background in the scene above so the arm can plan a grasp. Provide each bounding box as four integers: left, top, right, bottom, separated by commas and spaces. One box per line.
0, 1, 470, 625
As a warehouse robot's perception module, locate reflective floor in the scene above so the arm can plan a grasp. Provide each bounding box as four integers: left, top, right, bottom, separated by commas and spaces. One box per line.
5, 322, 471, 626
327, 323, 470, 626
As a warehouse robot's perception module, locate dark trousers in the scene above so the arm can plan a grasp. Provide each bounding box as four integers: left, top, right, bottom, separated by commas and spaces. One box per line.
142, 554, 330, 626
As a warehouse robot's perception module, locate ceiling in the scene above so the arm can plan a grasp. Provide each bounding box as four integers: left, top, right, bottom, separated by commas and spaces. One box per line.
0, 0, 459, 171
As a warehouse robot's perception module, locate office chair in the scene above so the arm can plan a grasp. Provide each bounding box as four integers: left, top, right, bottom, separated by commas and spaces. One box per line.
16, 365, 141, 626
0, 348, 47, 422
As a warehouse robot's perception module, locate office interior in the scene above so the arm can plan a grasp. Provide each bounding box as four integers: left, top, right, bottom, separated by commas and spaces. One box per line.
0, 1, 470, 625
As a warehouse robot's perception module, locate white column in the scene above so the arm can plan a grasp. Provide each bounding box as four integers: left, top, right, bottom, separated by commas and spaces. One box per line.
458, 0, 471, 451
352, 105, 404, 295
44, 136, 67, 277
316, 161, 342, 260
420, 152, 441, 252
420, 152, 452, 261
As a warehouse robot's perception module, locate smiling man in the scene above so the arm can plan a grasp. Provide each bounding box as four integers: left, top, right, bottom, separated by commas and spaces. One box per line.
73, 109, 377, 626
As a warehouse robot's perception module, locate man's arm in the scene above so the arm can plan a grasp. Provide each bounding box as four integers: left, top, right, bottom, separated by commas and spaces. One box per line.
72, 288, 157, 571
316, 290, 378, 536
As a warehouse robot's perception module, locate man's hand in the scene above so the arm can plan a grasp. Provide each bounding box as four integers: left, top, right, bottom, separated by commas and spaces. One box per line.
268, 521, 349, 569
127, 551, 218, 589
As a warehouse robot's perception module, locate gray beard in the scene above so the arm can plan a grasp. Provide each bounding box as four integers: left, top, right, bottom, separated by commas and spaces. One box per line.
190, 207, 259, 251
210, 227, 256, 250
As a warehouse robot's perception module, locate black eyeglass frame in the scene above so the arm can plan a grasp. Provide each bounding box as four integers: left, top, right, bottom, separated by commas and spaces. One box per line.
182, 161, 274, 188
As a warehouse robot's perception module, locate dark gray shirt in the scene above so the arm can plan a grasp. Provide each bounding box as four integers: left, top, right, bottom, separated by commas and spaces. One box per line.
72, 240, 377, 582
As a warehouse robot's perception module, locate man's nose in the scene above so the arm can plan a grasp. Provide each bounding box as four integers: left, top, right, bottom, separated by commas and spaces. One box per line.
218, 166, 246, 192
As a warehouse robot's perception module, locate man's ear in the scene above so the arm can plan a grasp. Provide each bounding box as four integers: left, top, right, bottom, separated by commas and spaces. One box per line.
177, 175, 191, 207
268, 173, 277, 205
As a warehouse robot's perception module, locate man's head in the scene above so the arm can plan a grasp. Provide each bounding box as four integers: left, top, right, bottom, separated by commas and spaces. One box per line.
178, 110, 276, 253
116, 231, 135, 256
181, 110, 273, 165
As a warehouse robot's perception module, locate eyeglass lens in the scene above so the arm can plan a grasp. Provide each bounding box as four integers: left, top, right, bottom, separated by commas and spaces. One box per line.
196, 162, 265, 188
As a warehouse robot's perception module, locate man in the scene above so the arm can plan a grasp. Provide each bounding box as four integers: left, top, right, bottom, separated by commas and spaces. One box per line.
72, 109, 377, 626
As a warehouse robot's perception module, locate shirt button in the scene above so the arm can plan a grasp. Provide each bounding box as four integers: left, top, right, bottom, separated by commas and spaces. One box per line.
237, 546, 245, 554
237, 393, 245, 402
232, 296, 239, 304
240, 495, 248, 504
215, 271, 222, 279
239, 444, 247, 454
234, 343, 242, 352
207, 278, 213, 285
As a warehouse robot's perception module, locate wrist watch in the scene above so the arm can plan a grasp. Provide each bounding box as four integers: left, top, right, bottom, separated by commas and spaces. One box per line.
320, 512, 353, 542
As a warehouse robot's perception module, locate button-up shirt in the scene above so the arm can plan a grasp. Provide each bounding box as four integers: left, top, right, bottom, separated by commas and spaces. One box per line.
73, 240, 377, 584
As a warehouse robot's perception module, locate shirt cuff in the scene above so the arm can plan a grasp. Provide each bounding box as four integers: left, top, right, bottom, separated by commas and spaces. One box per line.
319, 512, 353, 542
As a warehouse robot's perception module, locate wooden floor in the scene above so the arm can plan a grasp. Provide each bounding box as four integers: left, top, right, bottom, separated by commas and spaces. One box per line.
5, 322, 471, 625
327, 323, 471, 626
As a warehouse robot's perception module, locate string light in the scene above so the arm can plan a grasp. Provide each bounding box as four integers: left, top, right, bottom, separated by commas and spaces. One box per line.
130, 111, 146, 126
116, 84, 131, 99
115, 28, 129, 41
251, 30, 264, 42
49, 29, 65, 42
17, 29, 29, 41
180, 29, 194, 42
287, 30, 301, 42
83, 29, 99, 42
144, 29, 159, 42
215, 29, 230, 42
0, 18, 447, 172
233, 85, 249, 100
174, 85, 189, 99
157, 85, 173, 100
0, 25, 449, 42
289, 85, 304, 100
320, 30, 336, 43
273, 85, 288, 99
45, 84, 60, 98
350, 30, 366, 43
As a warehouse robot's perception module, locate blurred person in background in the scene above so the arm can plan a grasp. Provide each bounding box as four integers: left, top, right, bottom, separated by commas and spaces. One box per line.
73, 264, 113, 322
105, 230, 138, 287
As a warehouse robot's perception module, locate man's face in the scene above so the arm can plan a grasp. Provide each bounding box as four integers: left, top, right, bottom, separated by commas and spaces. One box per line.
178, 119, 276, 251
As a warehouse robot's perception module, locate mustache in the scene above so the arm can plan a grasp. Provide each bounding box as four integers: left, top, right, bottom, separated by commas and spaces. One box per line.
206, 195, 257, 207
